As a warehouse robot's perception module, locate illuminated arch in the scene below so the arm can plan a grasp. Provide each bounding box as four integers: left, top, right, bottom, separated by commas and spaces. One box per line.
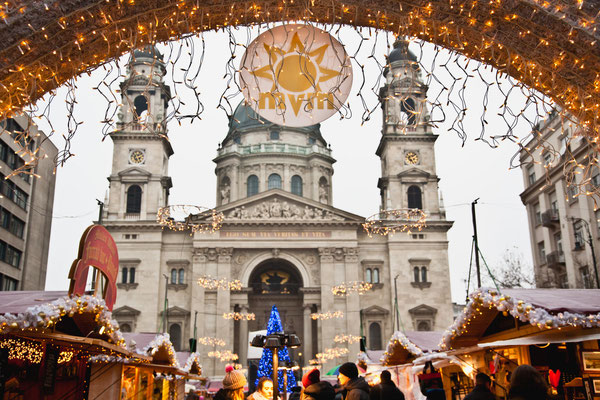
0, 1, 598, 132
240, 251, 311, 287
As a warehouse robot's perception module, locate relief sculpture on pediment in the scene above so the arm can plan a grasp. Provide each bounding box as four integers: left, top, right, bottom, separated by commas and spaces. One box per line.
226, 199, 345, 221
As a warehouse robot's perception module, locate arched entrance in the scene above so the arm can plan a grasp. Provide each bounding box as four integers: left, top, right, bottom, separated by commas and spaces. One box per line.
247, 259, 305, 358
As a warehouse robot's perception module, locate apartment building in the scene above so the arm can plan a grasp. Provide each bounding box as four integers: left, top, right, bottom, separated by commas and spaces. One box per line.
0, 114, 57, 291
520, 110, 600, 289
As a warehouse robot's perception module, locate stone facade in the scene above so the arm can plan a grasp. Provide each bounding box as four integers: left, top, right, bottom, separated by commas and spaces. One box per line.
104, 41, 454, 377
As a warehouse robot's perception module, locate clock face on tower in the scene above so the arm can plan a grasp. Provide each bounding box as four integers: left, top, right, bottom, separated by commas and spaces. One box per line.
405, 151, 419, 165
129, 149, 145, 164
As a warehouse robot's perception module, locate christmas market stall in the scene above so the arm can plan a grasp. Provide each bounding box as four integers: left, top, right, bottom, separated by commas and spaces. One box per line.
89, 332, 198, 399
439, 288, 600, 400
0, 290, 135, 399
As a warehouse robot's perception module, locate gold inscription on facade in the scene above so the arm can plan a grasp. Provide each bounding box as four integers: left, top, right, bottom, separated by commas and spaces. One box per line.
221, 231, 331, 238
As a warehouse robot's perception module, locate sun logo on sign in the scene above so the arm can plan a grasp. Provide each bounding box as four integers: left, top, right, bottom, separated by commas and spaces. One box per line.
249, 31, 347, 116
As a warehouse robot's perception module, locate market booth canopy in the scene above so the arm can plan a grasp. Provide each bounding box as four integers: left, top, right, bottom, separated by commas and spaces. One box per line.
381, 330, 443, 366
440, 288, 600, 351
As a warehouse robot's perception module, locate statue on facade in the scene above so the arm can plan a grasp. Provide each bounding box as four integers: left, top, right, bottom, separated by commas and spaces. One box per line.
270, 198, 282, 217
319, 181, 328, 203
220, 182, 230, 204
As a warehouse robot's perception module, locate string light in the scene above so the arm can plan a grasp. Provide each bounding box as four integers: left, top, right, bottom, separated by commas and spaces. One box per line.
0, 338, 76, 364
208, 350, 239, 362
334, 334, 362, 344
157, 205, 224, 234
332, 281, 373, 296
311, 311, 344, 320
197, 337, 226, 346
223, 312, 256, 320
315, 347, 349, 362
362, 209, 427, 237
197, 276, 242, 291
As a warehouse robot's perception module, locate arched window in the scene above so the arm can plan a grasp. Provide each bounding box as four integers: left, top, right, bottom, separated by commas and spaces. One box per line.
134, 95, 148, 118
126, 185, 142, 214
421, 267, 427, 283
170, 268, 177, 285
400, 97, 416, 126
366, 268, 372, 283
407, 186, 422, 209
169, 323, 182, 351
268, 174, 282, 190
373, 268, 380, 284
291, 175, 303, 196
129, 267, 136, 284
120, 323, 132, 333
247, 175, 259, 197
121, 268, 128, 284
413, 267, 420, 283
417, 320, 431, 331
178, 268, 185, 284
369, 322, 382, 350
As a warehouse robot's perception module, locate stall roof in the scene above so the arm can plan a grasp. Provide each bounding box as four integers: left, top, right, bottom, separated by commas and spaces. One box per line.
123, 332, 179, 367
0, 290, 68, 314
440, 288, 600, 351
381, 331, 443, 366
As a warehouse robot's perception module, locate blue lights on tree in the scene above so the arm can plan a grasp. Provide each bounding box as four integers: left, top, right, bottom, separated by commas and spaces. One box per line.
256, 305, 297, 392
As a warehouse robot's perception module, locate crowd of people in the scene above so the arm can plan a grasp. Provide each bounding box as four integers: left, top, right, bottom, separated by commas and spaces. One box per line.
187, 362, 554, 400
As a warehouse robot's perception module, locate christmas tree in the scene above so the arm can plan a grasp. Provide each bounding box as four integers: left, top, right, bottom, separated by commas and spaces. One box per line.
256, 305, 298, 392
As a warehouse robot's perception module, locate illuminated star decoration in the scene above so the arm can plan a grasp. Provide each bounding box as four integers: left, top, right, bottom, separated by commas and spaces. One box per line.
251, 31, 342, 112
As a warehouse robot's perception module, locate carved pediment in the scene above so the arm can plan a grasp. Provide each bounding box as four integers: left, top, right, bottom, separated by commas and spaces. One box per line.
192, 190, 363, 223
118, 167, 152, 177
113, 305, 141, 317
408, 304, 437, 316
160, 306, 190, 317
397, 167, 430, 179
362, 305, 390, 316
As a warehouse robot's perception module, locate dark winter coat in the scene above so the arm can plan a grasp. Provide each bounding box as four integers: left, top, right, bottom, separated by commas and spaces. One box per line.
424, 388, 446, 400
464, 385, 496, 400
342, 377, 370, 400
301, 381, 336, 400
369, 381, 405, 400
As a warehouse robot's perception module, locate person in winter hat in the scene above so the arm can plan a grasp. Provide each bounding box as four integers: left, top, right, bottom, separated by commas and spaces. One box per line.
369, 370, 405, 400
508, 365, 551, 400
337, 363, 369, 400
301, 368, 335, 400
215, 366, 247, 400
464, 373, 496, 400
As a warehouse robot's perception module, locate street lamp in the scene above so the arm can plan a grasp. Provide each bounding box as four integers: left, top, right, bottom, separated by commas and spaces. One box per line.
570, 217, 600, 288
250, 333, 301, 400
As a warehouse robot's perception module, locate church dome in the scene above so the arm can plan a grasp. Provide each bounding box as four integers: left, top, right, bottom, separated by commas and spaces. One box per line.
131, 45, 164, 62
224, 102, 325, 144
388, 38, 418, 63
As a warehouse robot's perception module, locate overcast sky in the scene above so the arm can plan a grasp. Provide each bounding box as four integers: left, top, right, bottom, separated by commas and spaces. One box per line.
39, 26, 535, 304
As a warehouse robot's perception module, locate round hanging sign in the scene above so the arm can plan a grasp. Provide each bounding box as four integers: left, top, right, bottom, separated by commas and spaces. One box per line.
239, 24, 353, 127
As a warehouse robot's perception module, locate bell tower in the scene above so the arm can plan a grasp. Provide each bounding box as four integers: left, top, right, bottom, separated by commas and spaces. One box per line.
376, 38, 445, 221
105, 46, 174, 221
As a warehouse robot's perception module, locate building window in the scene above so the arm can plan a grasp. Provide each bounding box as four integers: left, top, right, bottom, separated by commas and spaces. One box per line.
373, 268, 380, 284
122, 268, 128, 284
126, 185, 142, 214
291, 175, 303, 196
574, 221, 585, 249
417, 320, 432, 331
568, 184, 578, 201
407, 186, 422, 209
178, 268, 185, 284
366, 268, 372, 283
534, 203, 541, 225
593, 173, 600, 189
538, 241, 546, 263
527, 165, 536, 185
580, 266, 593, 289
420, 267, 427, 283
169, 323, 182, 351
120, 323, 132, 333
270, 130, 280, 140
5, 245, 21, 268
549, 192, 559, 215
596, 209, 600, 235
129, 267, 136, 284
413, 267, 420, 283
170, 268, 177, 285
0, 273, 17, 291
268, 174, 282, 190
554, 232, 563, 254
543, 152, 552, 167
247, 175, 259, 196
9, 216, 24, 238
400, 97, 416, 126
14, 188, 27, 210
133, 95, 148, 117
368, 322, 382, 350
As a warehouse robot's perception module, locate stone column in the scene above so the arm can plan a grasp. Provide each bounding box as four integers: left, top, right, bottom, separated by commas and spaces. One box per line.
318, 247, 336, 371
239, 304, 249, 367
344, 248, 361, 359
283, 164, 290, 191
303, 304, 313, 360
231, 164, 239, 202
215, 248, 234, 372
311, 164, 320, 202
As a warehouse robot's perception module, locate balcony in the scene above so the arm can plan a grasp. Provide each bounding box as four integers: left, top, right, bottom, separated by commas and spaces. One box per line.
541, 209, 559, 227
124, 213, 140, 220
546, 251, 565, 271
